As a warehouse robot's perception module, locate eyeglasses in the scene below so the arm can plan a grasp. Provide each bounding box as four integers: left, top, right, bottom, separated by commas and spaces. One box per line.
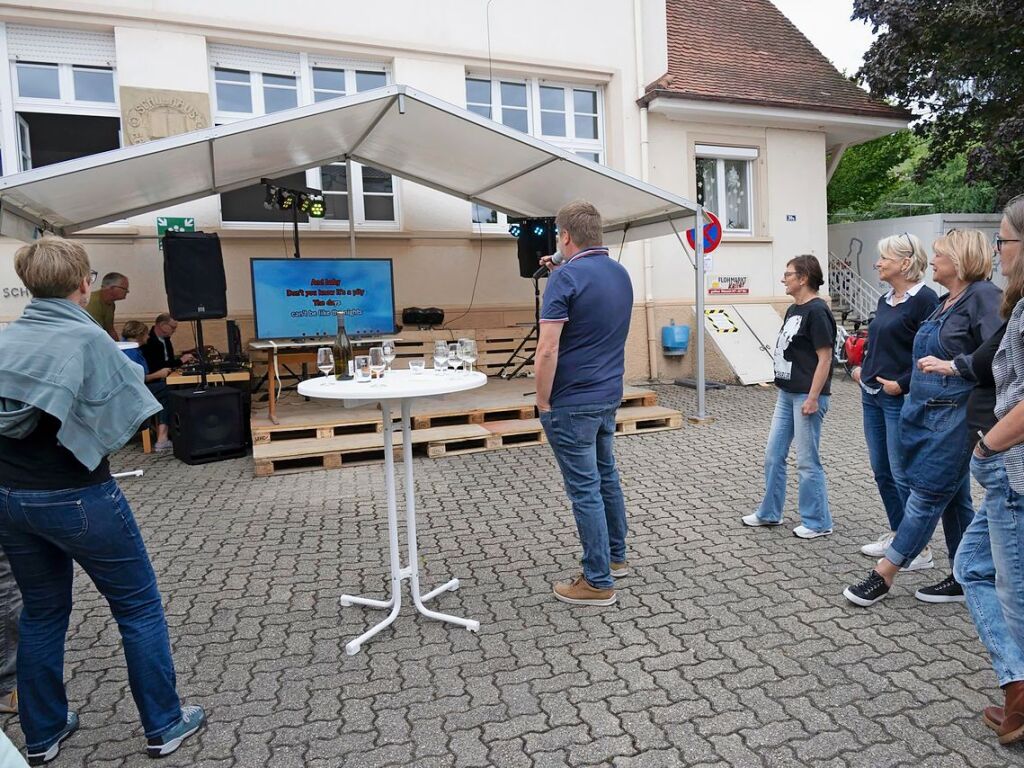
115, 284, 129, 294
782, 271, 799, 278
88, 270, 98, 285
994, 236, 1021, 252
946, 227, 959, 235
902, 232, 916, 257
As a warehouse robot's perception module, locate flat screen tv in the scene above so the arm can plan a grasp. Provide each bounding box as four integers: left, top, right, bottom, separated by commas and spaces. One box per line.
250, 258, 396, 340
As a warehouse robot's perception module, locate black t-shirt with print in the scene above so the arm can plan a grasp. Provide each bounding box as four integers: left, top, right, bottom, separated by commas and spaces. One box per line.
772, 297, 836, 396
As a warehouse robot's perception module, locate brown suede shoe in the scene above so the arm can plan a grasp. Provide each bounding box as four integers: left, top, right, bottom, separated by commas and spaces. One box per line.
998, 681, 1024, 744
611, 561, 629, 577
553, 575, 616, 606
0, 690, 16, 714
984, 705, 1003, 732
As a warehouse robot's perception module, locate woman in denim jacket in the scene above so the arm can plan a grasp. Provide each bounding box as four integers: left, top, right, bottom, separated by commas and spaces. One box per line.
953, 195, 1024, 745
844, 230, 1001, 607
0, 237, 205, 765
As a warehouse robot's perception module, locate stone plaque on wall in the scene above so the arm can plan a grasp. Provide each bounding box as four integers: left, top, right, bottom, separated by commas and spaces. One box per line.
120, 87, 211, 145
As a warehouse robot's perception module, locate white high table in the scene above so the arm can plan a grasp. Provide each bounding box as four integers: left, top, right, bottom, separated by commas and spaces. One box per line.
297, 368, 487, 655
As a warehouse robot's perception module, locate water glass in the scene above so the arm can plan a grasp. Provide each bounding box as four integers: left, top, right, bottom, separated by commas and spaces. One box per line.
354, 354, 371, 383
316, 347, 334, 385
433, 340, 449, 375
382, 340, 397, 372
409, 358, 425, 375
459, 339, 478, 374
448, 343, 462, 375
369, 347, 386, 386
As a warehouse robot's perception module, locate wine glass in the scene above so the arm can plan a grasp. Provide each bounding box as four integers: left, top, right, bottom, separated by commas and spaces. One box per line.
447, 343, 462, 375
382, 340, 397, 373
459, 339, 478, 374
433, 340, 449, 375
316, 347, 334, 385
369, 347, 386, 387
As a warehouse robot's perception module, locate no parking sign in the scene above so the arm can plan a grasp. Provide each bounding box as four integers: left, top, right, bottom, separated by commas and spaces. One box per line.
686, 210, 723, 254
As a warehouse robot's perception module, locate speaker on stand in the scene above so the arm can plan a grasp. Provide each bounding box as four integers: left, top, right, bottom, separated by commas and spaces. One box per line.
163, 232, 228, 390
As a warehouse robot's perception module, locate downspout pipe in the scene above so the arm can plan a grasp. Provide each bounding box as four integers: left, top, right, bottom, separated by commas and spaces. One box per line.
634, 0, 659, 382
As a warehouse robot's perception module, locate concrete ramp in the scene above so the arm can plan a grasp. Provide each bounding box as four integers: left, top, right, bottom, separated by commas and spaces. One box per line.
705, 304, 782, 385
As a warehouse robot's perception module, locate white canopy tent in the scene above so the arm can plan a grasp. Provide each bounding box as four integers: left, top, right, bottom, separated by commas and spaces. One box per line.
0, 84, 711, 416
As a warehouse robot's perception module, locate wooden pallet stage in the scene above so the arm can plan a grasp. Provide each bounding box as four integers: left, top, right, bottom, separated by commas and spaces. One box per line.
250, 378, 680, 476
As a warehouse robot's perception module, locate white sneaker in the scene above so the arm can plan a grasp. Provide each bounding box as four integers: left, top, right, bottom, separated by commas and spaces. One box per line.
793, 525, 833, 539
741, 513, 782, 527
902, 547, 934, 572
860, 531, 895, 557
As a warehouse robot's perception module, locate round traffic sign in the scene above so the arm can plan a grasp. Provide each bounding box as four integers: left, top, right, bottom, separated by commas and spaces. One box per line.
686, 210, 723, 254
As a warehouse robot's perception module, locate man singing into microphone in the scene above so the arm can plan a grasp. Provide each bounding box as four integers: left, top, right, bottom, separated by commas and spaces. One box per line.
537, 200, 633, 606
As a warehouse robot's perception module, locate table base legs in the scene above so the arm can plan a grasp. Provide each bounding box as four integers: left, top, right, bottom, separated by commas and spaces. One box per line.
339, 571, 477, 656
339, 400, 479, 656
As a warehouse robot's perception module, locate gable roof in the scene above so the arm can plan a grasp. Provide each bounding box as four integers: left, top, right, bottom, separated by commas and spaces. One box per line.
643, 0, 909, 121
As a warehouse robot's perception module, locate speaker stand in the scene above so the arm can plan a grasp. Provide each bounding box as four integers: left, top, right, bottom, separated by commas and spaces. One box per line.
497, 274, 542, 379
194, 319, 209, 392
291, 205, 301, 259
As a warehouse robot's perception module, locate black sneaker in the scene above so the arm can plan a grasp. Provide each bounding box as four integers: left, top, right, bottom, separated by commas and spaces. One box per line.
914, 574, 965, 603
844, 570, 890, 607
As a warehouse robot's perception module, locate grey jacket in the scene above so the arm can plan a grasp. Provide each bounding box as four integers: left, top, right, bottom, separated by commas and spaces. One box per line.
0, 298, 160, 470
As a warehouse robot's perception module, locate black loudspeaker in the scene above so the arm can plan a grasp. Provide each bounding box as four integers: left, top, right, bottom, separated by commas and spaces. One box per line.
163, 232, 228, 320
513, 217, 558, 278
169, 388, 246, 465
401, 307, 445, 328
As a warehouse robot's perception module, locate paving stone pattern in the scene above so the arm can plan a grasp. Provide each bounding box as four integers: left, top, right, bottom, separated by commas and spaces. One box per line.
2, 377, 1022, 767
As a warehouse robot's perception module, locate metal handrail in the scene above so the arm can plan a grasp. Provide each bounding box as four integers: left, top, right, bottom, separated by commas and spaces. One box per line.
828, 251, 883, 325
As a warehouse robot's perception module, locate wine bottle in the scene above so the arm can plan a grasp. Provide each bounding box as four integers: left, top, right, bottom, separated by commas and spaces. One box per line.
334, 312, 353, 380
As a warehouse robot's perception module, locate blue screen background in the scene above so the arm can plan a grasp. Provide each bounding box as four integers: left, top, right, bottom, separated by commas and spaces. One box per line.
251, 259, 396, 339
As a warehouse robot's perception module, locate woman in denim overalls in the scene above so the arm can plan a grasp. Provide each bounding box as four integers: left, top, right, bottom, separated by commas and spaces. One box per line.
845, 230, 1002, 607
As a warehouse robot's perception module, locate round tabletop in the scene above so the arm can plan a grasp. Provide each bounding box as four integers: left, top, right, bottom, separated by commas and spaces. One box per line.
297, 369, 487, 401
116, 341, 139, 350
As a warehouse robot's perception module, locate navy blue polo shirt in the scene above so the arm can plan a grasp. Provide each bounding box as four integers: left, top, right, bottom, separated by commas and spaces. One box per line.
540, 247, 633, 407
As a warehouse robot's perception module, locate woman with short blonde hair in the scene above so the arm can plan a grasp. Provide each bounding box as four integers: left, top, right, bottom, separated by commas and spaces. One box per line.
852, 232, 938, 563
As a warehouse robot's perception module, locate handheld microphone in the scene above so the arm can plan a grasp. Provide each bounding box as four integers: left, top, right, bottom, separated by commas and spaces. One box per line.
532, 250, 565, 279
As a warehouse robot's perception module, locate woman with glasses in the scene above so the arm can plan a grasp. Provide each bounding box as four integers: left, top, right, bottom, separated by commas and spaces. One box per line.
852, 234, 938, 566
952, 195, 1024, 744
742, 254, 836, 539
845, 229, 1002, 607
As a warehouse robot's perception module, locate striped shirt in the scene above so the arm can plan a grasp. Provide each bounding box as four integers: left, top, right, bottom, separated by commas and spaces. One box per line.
993, 299, 1024, 492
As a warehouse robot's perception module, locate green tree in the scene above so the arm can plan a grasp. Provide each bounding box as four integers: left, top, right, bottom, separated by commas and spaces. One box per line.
827, 131, 915, 214
853, 0, 1024, 207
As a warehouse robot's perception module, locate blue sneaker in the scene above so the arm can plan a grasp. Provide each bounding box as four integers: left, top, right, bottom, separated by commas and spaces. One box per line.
27, 711, 79, 766
146, 705, 205, 758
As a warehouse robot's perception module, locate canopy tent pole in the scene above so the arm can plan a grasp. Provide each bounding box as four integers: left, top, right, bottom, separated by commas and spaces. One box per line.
693, 205, 707, 421
346, 156, 356, 258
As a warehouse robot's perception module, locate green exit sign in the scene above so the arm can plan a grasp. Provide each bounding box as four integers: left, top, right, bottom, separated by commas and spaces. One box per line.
156, 216, 195, 249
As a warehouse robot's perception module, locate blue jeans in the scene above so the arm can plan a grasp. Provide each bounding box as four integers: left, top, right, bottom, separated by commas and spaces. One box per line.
540, 401, 627, 590
886, 474, 974, 566
0, 479, 182, 750
861, 389, 908, 531
755, 391, 832, 531
955, 454, 1024, 687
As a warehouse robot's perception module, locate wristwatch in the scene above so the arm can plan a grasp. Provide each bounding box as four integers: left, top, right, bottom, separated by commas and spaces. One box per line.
976, 431, 1001, 458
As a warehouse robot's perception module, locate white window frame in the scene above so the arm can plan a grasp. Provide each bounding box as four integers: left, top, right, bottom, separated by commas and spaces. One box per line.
695, 144, 757, 236
212, 51, 397, 231
465, 73, 605, 231
12, 61, 119, 116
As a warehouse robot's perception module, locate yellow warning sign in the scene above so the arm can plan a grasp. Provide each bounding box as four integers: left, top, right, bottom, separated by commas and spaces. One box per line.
705, 308, 738, 333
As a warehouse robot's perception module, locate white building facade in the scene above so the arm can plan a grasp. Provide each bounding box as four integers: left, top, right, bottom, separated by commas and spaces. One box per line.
0, 0, 906, 381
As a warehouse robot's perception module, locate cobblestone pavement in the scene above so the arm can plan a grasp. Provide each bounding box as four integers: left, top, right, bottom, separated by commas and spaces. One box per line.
2, 377, 1023, 767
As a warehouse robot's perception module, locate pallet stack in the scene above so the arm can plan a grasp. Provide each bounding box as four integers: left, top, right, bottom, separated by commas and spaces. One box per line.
250, 380, 682, 478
